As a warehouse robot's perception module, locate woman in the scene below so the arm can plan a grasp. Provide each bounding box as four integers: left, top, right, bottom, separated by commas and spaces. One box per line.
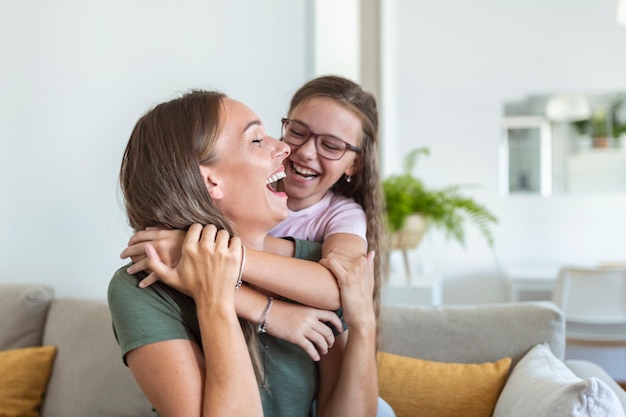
108, 89, 377, 416
122, 76, 393, 414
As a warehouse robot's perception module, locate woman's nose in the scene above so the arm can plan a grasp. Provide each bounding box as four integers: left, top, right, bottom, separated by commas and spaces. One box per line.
271, 135, 291, 160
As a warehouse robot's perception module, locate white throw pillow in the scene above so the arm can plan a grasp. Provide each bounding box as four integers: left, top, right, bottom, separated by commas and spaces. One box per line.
493, 343, 625, 417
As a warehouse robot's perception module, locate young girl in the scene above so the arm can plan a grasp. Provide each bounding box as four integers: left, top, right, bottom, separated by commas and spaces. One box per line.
267, 75, 392, 416
270, 75, 387, 336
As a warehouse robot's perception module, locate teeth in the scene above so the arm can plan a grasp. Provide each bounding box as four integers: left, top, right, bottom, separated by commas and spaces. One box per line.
266, 170, 286, 185
293, 164, 317, 177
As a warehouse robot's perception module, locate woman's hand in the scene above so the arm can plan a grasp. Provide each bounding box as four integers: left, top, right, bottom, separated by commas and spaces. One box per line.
145, 224, 242, 303
265, 300, 344, 362
315, 250, 378, 417
321, 249, 376, 329
121, 227, 187, 288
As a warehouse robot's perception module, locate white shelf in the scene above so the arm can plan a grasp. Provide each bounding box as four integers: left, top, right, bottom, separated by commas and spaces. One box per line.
504, 267, 559, 302
382, 274, 442, 306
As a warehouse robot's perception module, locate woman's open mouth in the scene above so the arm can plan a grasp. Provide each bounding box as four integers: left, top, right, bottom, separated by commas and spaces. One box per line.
266, 170, 286, 192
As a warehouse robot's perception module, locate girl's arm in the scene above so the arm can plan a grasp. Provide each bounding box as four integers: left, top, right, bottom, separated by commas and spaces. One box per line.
243, 244, 340, 309
121, 229, 343, 361
239, 233, 366, 309
320, 233, 367, 258
235, 284, 343, 362
122, 229, 342, 310
127, 224, 262, 417
315, 250, 378, 417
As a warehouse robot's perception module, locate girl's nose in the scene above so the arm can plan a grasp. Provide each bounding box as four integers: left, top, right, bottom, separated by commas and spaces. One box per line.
295, 134, 317, 159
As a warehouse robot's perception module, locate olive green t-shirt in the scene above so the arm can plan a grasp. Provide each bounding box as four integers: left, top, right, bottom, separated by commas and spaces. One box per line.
108, 238, 325, 417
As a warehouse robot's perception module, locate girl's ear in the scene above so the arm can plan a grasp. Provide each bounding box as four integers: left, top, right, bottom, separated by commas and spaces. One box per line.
199, 165, 223, 200
345, 155, 363, 177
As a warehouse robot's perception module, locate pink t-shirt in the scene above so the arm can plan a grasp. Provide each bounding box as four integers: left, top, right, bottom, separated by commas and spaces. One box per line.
269, 191, 367, 244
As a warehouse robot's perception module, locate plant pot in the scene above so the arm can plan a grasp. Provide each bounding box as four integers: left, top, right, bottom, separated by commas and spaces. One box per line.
593, 137, 610, 148
390, 214, 427, 250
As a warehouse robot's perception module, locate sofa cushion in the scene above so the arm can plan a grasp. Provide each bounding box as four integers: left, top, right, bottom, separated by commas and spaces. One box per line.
0, 345, 56, 417
493, 343, 625, 417
381, 301, 564, 369
377, 351, 511, 417
567, 359, 626, 410
40, 298, 153, 417
0, 284, 54, 350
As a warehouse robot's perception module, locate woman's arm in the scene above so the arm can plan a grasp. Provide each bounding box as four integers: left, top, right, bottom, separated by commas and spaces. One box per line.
315, 250, 378, 417
128, 224, 262, 417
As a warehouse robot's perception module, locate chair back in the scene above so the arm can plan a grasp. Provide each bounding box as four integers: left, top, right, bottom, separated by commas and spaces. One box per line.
552, 267, 626, 325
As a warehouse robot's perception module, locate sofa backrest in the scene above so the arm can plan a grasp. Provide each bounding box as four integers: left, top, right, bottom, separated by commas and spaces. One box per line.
0, 283, 54, 350
380, 301, 565, 368
40, 297, 153, 417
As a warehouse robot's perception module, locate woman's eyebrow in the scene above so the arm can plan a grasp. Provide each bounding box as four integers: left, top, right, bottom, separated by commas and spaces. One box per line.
243, 120, 262, 133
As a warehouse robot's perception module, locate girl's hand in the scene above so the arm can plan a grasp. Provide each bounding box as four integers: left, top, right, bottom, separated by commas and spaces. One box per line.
265, 300, 344, 362
121, 227, 186, 287
145, 224, 242, 303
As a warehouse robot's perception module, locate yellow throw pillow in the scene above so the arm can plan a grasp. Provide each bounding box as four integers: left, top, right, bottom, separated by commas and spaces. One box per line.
0, 346, 57, 417
377, 352, 511, 417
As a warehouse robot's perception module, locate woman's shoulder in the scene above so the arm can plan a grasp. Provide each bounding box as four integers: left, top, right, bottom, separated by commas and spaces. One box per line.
108, 265, 190, 309
108, 264, 139, 294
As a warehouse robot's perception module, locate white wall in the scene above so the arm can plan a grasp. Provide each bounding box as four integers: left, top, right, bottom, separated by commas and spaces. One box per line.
3, 0, 625, 304
0, 0, 310, 299
382, 0, 626, 304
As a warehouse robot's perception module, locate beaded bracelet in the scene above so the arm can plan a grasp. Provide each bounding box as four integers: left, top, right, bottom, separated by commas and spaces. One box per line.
256, 296, 274, 334
235, 245, 246, 290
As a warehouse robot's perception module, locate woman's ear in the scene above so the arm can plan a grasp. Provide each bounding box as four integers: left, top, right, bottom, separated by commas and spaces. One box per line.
199, 165, 224, 200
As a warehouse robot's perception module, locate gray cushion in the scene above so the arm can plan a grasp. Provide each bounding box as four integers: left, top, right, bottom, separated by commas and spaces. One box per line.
0, 283, 54, 350
380, 301, 565, 368
41, 298, 153, 417
567, 359, 626, 411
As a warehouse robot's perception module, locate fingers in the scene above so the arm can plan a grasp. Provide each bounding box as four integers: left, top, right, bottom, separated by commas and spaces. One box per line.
294, 323, 336, 362
298, 340, 322, 362
323, 311, 345, 335
126, 258, 148, 275
121, 228, 176, 259
265, 302, 341, 362
182, 223, 204, 247
145, 243, 172, 282
138, 272, 159, 289
126, 229, 160, 247
120, 241, 147, 260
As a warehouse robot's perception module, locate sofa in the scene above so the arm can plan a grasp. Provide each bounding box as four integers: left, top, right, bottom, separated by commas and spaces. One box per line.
1, 282, 625, 417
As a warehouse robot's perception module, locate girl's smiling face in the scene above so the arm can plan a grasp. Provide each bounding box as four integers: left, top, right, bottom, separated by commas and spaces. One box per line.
281, 97, 363, 211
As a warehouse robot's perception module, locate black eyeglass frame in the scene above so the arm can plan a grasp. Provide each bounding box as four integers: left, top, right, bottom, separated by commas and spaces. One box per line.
281, 118, 362, 161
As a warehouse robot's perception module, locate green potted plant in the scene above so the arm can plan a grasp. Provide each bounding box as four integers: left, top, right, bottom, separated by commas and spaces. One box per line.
383, 148, 498, 250
590, 107, 610, 148
573, 95, 625, 148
